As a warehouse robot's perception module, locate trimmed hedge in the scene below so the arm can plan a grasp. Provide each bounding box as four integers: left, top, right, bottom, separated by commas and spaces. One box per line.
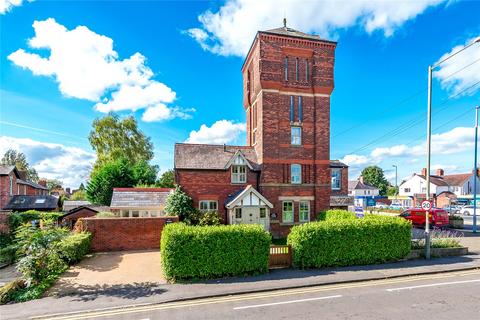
317, 209, 356, 221
288, 214, 411, 268
161, 224, 270, 281
58, 232, 92, 265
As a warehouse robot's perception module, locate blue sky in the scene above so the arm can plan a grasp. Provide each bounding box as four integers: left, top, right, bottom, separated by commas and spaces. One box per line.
1, 0, 479, 188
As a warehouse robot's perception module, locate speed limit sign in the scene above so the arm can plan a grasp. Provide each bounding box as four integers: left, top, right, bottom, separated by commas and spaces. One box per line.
421, 200, 432, 211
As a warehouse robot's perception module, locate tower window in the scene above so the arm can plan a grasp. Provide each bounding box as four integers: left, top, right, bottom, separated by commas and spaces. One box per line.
284, 57, 288, 81
252, 104, 257, 129
331, 168, 342, 190
298, 96, 302, 122
291, 164, 302, 184
305, 59, 309, 82
295, 58, 299, 81
290, 96, 294, 122
291, 127, 301, 145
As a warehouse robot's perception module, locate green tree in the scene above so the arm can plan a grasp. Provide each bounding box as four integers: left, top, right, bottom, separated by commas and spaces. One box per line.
78, 183, 85, 191
156, 169, 175, 188
43, 179, 63, 192
132, 160, 158, 186
88, 114, 154, 170
86, 158, 134, 205
361, 166, 389, 196
1, 149, 39, 182
70, 189, 87, 201
387, 186, 399, 197
164, 186, 196, 223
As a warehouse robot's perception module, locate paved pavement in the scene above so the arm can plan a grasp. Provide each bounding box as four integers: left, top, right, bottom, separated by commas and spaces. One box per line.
15, 270, 480, 319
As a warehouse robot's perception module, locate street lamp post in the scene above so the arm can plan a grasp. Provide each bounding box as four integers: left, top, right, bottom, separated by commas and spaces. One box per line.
392, 165, 398, 203
473, 106, 479, 233
425, 38, 480, 259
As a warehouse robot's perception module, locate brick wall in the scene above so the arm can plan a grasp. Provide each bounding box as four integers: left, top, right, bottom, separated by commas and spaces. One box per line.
0, 211, 11, 234
75, 216, 179, 252
61, 207, 98, 229
0, 173, 16, 210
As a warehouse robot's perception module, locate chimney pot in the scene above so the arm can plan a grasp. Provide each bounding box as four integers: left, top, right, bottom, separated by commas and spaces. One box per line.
421, 168, 428, 176
436, 168, 444, 176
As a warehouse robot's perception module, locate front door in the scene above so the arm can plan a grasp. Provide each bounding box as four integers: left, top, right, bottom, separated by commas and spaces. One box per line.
242, 207, 259, 224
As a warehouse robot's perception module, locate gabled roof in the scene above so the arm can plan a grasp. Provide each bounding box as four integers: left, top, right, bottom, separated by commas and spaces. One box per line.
63, 200, 92, 212
61, 205, 109, 218
17, 179, 48, 190
3, 195, 59, 211
0, 165, 20, 178
110, 188, 173, 208
442, 173, 472, 187
348, 180, 378, 191
225, 185, 273, 209
330, 160, 348, 168
260, 26, 335, 43
174, 143, 260, 170
415, 174, 450, 187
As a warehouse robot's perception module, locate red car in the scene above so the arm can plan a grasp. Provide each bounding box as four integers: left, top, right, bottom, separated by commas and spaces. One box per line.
399, 208, 449, 228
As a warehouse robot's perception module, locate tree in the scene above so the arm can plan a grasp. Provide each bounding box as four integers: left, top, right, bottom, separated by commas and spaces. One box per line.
156, 169, 175, 188
132, 160, 158, 186
78, 183, 85, 191
164, 186, 196, 223
86, 158, 135, 205
88, 114, 154, 170
387, 186, 399, 197
70, 189, 87, 201
1, 149, 39, 182
44, 179, 63, 192
361, 166, 389, 196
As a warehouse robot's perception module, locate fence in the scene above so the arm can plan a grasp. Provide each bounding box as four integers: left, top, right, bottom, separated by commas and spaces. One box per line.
269, 245, 292, 268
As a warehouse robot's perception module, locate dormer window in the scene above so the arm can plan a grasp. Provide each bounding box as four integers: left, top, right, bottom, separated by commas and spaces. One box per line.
232, 165, 247, 183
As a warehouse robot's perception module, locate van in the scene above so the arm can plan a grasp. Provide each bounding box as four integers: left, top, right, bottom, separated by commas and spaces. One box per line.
399, 208, 449, 228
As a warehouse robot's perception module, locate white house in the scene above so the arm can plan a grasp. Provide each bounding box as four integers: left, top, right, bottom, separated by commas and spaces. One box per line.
348, 179, 380, 197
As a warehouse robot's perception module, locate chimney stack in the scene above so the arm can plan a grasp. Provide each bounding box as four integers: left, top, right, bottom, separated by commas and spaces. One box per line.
436, 168, 444, 176
359, 176, 364, 183
421, 168, 428, 176
38, 179, 47, 187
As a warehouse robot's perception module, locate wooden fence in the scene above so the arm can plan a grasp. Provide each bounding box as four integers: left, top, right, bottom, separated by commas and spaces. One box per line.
269, 245, 292, 269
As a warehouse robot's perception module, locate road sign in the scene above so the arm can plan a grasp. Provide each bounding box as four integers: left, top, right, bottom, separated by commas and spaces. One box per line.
354, 198, 364, 218
421, 200, 432, 211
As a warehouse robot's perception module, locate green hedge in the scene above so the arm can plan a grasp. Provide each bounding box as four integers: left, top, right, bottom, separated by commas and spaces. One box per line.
317, 209, 356, 221
9, 211, 63, 231
58, 232, 92, 265
288, 214, 411, 268
161, 224, 271, 281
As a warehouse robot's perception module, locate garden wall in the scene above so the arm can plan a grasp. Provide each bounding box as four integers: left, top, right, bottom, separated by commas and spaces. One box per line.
75, 216, 178, 252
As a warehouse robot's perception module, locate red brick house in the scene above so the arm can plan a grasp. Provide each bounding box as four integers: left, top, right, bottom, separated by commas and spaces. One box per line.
0, 165, 48, 210
174, 25, 351, 237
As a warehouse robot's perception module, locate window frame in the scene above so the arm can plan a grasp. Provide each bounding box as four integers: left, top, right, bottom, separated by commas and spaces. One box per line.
199, 200, 218, 212
331, 168, 342, 190
298, 96, 302, 122
305, 59, 309, 82
291, 127, 302, 145
231, 165, 247, 184
290, 96, 294, 122
259, 207, 267, 219
282, 201, 294, 223
299, 201, 310, 222
235, 208, 242, 219
295, 57, 299, 81
284, 57, 288, 81
291, 164, 302, 184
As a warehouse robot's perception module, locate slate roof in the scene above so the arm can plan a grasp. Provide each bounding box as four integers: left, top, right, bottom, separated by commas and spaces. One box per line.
330, 160, 348, 168
348, 180, 378, 191
17, 179, 48, 190
416, 174, 450, 187
225, 187, 247, 207
442, 174, 472, 187
3, 195, 59, 211
110, 188, 173, 208
0, 165, 20, 177
174, 143, 261, 170
261, 26, 334, 43
63, 200, 92, 212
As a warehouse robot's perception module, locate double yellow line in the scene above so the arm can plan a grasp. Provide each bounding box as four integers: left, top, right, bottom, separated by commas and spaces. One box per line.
32, 269, 480, 320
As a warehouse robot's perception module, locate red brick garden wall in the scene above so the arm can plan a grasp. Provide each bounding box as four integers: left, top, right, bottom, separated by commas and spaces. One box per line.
75, 216, 179, 252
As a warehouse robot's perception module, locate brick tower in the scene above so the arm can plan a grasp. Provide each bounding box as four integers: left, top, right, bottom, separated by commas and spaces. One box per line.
242, 23, 337, 236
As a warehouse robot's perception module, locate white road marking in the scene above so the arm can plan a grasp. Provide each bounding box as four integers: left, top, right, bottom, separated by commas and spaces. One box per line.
233, 295, 342, 310
386, 279, 480, 292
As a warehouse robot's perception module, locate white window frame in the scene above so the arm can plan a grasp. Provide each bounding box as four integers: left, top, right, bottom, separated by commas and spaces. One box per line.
331, 168, 341, 190
231, 165, 247, 184
259, 207, 267, 219
282, 201, 294, 223
199, 200, 218, 212
235, 208, 242, 219
299, 201, 310, 222
291, 127, 301, 145
291, 164, 302, 184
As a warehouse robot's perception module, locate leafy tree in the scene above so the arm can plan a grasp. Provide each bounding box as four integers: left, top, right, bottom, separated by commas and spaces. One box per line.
88, 114, 154, 170
86, 158, 134, 205
70, 189, 87, 201
1, 149, 39, 182
132, 160, 158, 186
164, 186, 195, 223
78, 183, 85, 191
43, 179, 63, 192
387, 186, 399, 197
156, 169, 175, 188
361, 166, 389, 196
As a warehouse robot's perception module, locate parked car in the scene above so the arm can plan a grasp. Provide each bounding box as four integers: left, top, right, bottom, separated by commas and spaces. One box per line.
443, 205, 461, 214
399, 208, 449, 228
459, 205, 476, 216
389, 204, 404, 211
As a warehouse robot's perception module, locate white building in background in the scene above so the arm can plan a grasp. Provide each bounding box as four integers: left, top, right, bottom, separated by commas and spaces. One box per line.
348, 178, 380, 197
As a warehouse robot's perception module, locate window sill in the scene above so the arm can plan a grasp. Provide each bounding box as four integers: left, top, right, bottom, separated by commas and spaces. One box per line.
231, 182, 247, 185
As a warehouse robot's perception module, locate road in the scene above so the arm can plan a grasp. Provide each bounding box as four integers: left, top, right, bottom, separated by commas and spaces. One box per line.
30, 270, 480, 320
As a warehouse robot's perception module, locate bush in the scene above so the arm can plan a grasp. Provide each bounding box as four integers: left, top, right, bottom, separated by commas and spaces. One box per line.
0, 279, 25, 304
288, 213, 411, 268
57, 232, 92, 265
9, 211, 63, 232
96, 211, 116, 218
164, 186, 195, 223
316, 209, 356, 221
161, 223, 271, 281
0, 244, 17, 264
198, 211, 221, 226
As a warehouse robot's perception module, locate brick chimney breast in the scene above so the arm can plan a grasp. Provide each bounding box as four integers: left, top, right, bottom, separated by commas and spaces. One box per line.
421, 168, 427, 176
436, 168, 444, 176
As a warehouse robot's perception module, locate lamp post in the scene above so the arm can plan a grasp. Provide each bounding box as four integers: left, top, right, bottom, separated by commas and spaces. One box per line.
473, 106, 479, 233
425, 38, 480, 259
392, 165, 398, 203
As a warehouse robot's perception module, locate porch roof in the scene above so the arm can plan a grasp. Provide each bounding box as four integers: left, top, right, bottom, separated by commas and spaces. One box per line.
225, 185, 273, 209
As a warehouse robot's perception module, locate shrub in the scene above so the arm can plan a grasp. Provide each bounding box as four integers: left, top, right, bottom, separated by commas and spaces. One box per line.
316, 209, 356, 221
0, 244, 17, 264
161, 223, 270, 281
57, 232, 92, 265
164, 186, 196, 223
9, 211, 63, 232
0, 279, 25, 304
198, 211, 221, 226
96, 211, 116, 218
288, 214, 411, 268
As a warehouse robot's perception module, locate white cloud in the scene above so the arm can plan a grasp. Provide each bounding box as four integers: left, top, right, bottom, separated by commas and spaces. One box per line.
188, 0, 446, 56
0, 0, 31, 14
0, 136, 95, 188
434, 36, 480, 96
185, 120, 246, 144
8, 18, 190, 121
141, 104, 195, 122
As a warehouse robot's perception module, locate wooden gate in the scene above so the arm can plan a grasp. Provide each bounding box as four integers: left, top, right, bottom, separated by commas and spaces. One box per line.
269, 245, 292, 269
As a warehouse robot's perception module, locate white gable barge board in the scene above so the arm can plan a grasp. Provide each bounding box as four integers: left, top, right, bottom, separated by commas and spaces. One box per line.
226, 185, 273, 209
